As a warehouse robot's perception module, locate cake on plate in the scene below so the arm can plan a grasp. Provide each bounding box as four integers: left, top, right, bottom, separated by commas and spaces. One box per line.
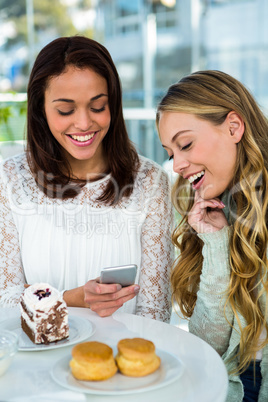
20, 283, 69, 344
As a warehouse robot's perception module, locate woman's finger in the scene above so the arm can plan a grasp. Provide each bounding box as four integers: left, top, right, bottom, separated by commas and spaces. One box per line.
84, 281, 139, 304
188, 194, 226, 233
85, 279, 122, 296
189, 200, 223, 222
89, 291, 137, 316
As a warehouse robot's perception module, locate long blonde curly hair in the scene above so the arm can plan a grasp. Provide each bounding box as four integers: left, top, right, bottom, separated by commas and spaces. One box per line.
156, 70, 268, 374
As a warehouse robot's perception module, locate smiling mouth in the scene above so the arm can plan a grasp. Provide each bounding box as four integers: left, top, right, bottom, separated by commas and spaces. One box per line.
188, 170, 205, 185
69, 133, 96, 142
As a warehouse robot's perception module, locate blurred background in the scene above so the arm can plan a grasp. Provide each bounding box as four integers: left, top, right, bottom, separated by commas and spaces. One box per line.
0, 0, 268, 165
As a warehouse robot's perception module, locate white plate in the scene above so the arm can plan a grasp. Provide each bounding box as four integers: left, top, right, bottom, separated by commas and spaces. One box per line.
0, 315, 95, 351
51, 349, 184, 395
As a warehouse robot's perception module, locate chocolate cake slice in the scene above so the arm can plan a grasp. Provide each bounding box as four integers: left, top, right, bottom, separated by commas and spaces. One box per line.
20, 283, 69, 344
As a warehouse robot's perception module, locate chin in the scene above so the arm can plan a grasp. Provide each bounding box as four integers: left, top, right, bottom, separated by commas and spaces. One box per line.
198, 188, 222, 200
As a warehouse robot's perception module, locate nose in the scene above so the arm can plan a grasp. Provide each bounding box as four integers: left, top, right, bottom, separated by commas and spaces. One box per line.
74, 109, 93, 131
173, 154, 190, 175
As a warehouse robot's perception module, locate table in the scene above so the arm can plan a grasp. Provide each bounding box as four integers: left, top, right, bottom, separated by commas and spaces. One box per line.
0, 307, 228, 402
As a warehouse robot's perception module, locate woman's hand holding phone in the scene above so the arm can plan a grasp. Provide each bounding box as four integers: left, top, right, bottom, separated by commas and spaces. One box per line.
83, 278, 140, 317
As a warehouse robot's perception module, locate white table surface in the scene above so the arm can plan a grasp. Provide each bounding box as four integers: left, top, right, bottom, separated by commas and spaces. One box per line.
0, 307, 228, 402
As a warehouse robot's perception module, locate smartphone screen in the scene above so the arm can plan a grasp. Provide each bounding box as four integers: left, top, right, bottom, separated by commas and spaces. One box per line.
100, 264, 137, 287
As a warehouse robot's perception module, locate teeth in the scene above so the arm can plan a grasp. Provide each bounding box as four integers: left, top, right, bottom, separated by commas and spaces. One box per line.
188, 170, 204, 184
70, 133, 95, 142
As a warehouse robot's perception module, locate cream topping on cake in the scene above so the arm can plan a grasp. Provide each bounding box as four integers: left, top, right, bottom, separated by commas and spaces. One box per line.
23, 283, 64, 312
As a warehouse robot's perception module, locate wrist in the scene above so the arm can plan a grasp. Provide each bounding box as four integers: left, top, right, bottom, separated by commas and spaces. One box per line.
60, 289, 66, 299
197, 225, 230, 245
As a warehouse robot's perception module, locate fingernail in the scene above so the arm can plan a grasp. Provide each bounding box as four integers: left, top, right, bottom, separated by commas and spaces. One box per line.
220, 202, 225, 207
134, 286, 140, 295
116, 284, 122, 291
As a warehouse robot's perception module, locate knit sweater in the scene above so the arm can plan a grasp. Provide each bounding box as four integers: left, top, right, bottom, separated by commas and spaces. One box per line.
189, 226, 268, 402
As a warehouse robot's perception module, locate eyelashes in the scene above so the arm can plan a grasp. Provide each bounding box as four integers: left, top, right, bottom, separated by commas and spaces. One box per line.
58, 110, 73, 116
168, 142, 192, 160
181, 142, 192, 150
57, 106, 106, 116
91, 106, 106, 113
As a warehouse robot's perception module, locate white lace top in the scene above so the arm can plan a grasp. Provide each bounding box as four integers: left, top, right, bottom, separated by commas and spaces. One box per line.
0, 153, 173, 322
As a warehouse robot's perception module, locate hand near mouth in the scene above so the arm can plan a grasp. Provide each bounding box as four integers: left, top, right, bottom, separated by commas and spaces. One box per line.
188, 192, 228, 234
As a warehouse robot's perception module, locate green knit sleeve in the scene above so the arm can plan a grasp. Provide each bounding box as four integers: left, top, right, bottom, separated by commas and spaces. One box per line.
188, 226, 234, 356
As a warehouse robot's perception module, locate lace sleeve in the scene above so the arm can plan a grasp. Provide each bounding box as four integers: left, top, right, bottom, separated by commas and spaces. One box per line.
0, 165, 25, 307
135, 166, 174, 323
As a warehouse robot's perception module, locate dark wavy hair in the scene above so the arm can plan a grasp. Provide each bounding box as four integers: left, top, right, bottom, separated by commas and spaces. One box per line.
26, 35, 139, 203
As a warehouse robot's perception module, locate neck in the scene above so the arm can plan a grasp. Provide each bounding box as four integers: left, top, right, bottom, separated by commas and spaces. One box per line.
64, 148, 109, 181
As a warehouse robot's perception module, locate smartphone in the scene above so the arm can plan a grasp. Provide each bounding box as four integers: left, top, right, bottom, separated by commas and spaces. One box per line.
100, 264, 137, 287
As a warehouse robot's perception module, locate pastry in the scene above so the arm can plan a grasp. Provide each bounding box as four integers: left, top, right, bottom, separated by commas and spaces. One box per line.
115, 337, 161, 377
70, 341, 118, 381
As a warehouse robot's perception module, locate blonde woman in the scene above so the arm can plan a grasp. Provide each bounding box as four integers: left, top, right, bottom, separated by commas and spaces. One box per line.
156, 70, 268, 401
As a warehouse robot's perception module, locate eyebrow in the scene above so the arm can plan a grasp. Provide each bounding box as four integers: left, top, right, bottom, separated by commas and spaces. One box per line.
162, 130, 191, 148
52, 93, 108, 103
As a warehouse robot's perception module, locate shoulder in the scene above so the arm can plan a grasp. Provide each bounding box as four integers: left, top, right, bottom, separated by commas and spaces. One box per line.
0, 152, 30, 182
137, 155, 170, 181
134, 155, 172, 199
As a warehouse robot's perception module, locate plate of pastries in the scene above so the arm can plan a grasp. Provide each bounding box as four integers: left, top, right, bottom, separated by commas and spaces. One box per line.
51, 337, 184, 395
